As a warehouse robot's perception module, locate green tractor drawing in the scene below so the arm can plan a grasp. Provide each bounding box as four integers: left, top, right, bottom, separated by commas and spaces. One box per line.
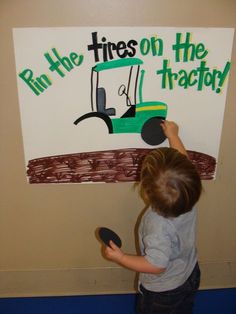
74, 57, 168, 145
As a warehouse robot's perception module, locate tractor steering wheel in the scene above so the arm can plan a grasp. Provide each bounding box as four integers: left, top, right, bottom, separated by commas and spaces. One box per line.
118, 84, 127, 96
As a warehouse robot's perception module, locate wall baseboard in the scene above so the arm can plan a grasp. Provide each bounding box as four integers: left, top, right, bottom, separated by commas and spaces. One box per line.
0, 261, 235, 298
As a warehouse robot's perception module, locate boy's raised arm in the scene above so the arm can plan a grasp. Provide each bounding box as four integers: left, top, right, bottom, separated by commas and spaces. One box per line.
161, 120, 188, 156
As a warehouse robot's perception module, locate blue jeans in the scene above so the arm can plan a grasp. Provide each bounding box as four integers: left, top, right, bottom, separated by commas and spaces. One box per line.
136, 263, 201, 314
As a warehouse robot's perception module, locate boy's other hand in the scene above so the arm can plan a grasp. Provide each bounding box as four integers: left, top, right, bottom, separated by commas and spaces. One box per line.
104, 240, 124, 263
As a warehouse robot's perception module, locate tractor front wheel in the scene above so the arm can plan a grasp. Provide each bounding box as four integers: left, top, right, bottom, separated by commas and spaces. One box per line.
141, 117, 166, 145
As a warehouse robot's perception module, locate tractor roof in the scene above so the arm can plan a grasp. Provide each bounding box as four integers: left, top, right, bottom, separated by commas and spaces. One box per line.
93, 58, 143, 72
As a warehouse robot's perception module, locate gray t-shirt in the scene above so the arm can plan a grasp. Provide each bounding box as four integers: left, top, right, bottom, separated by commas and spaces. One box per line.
138, 206, 198, 292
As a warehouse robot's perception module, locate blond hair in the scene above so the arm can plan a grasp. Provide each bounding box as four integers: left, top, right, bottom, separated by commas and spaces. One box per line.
139, 147, 202, 217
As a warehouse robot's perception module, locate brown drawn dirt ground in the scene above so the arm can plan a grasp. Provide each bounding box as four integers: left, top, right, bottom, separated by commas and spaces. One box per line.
27, 149, 216, 184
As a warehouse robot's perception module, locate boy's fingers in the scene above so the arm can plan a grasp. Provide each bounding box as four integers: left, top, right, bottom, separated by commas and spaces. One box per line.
109, 240, 119, 250
160, 120, 167, 132
109, 240, 115, 248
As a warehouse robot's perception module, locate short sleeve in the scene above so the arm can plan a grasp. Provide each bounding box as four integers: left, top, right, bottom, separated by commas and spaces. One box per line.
142, 214, 173, 268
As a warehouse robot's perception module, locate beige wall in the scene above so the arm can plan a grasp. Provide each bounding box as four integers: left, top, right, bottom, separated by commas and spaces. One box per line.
0, 0, 236, 297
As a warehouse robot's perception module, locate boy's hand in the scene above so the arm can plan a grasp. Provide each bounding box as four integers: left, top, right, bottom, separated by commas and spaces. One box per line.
104, 240, 124, 263
161, 120, 188, 156
161, 120, 179, 139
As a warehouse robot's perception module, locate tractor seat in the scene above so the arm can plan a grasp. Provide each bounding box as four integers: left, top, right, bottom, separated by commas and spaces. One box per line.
103, 107, 116, 116
97, 87, 116, 116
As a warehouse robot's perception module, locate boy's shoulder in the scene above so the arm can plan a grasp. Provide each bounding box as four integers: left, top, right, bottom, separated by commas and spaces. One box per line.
142, 207, 170, 233
142, 206, 197, 233
143, 207, 162, 221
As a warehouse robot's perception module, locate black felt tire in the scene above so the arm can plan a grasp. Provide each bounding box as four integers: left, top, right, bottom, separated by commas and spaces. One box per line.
141, 117, 166, 145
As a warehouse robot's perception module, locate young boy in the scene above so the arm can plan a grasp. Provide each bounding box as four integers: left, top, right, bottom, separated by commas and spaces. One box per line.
103, 120, 202, 314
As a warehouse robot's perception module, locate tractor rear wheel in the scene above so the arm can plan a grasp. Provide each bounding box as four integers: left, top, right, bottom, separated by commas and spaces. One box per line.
141, 117, 166, 145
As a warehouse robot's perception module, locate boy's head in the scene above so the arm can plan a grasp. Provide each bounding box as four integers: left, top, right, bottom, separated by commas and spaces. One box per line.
139, 147, 202, 218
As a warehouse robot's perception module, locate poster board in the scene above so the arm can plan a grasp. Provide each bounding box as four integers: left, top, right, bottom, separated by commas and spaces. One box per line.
13, 27, 234, 183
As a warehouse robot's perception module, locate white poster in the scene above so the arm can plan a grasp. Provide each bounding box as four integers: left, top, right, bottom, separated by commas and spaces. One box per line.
13, 27, 234, 183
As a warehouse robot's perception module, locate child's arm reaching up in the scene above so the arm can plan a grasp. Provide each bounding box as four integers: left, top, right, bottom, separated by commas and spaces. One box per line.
161, 120, 188, 156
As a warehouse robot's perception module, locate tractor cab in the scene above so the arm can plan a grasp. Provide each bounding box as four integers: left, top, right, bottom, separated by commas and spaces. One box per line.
91, 58, 143, 118
74, 57, 168, 145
